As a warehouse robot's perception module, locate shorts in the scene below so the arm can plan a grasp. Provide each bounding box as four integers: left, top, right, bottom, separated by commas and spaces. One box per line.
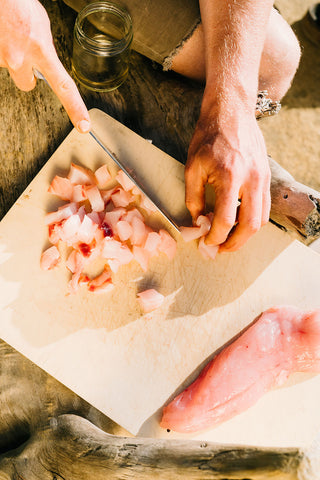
62, 0, 201, 69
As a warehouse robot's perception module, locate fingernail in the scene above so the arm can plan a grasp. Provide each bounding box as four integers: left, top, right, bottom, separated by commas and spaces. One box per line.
77, 119, 91, 133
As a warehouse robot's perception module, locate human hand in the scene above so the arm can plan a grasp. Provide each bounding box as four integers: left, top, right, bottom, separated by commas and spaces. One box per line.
185, 104, 271, 253
0, 0, 90, 133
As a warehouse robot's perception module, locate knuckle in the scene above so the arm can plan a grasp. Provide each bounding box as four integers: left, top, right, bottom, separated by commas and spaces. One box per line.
56, 76, 75, 96
246, 218, 261, 234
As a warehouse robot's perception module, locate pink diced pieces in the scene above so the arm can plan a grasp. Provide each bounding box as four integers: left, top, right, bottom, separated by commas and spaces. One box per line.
115, 169, 136, 191
116, 220, 133, 242
86, 185, 105, 212
48, 175, 73, 201
44, 202, 78, 226
72, 184, 87, 203
123, 208, 144, 223
139, 194, 158, 213
132, 246, 150, 272
68, 163, 95, 185
40, 245, 60, 271
111, 188, 134, 208
59, 214, 82, 245
144, 231, 161, 255
179, 226, 202, 243
198, 236, 218, 260
87, 211, 101, 225
137, 289, 165, 313
100, 188, 116, 205
103, 208, 126, 232
66, 249, 83, 273
130, 216, 148, 246
48, 223, 62, 244
158, 229, 177, 260
196, 215, 211, 236
94, 164, 112, 188
102, 238, 133, 265
77, 214, 99, 244
88, 267, 114, 294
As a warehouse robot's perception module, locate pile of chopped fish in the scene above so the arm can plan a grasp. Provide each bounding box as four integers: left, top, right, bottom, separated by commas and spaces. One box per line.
160, 305, 320, 433
41, 162, 177, 311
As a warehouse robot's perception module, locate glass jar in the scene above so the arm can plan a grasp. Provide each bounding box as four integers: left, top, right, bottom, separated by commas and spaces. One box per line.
72, 2, 133, 91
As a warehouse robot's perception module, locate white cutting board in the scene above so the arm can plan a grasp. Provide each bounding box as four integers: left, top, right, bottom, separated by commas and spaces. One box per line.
1, 108, 320, 448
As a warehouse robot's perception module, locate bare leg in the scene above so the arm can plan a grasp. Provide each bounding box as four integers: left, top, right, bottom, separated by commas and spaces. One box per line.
171, 8, 301, 101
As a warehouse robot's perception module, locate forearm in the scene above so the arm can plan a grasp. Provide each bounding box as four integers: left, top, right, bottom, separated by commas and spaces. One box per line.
199, 0, 274, 114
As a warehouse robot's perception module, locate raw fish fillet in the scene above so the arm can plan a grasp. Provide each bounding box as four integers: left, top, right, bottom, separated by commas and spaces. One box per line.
160, 306, 320, 433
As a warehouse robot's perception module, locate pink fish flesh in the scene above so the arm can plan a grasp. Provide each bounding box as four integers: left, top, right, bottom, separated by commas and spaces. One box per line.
160, 306, 320, 433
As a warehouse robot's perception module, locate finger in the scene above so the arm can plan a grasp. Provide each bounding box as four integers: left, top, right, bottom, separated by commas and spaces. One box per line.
184, 161, 206, 221
37, 50, 91, 133
8, 66, 37, 92
205, 184, 239, 246
219, 186, 263, 252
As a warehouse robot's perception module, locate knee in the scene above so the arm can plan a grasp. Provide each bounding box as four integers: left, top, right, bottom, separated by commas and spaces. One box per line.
260, 8, 301, 99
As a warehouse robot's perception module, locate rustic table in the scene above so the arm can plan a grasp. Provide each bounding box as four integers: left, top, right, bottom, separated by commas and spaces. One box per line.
0, 1, 319, 478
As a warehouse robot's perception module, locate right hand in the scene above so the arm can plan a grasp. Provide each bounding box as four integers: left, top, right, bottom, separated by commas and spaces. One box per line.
0, 0, 91, 133
185, 100, 271, 253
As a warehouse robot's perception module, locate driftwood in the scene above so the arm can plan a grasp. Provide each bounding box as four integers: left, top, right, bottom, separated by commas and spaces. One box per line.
0, 414, 302, 480
0, 1, 320, 478
269, 157, 320, 243
0, 341, 305, 480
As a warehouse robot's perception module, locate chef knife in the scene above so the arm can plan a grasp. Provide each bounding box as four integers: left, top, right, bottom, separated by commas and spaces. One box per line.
89, 130, 180, 232
34, 69, 180, 233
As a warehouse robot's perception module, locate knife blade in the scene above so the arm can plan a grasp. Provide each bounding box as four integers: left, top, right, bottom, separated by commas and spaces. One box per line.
33, 69, 180, 233
89, 130, 181, 233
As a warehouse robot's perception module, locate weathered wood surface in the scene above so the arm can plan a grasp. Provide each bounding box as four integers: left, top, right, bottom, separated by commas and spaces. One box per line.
0, 340, 303, 480
0, 0, 319, 478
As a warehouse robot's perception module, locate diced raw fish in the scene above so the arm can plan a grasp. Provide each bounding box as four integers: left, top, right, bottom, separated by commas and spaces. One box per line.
66, 249, 83, 273
160, 306, 320, 433
130, 216, 148, 246
77, 215, 98, 244
48, 223, 62, 244
115, 169, 136, 191
123, 208, 144, 223
59, 214, 82, 245
180, 215, 211, 243
100, 188, 116, 205
137, 289, 164, 313
196, 215, 211, 235
102, 237, 133, 265
180, 226, 204, 242
139, 194, 158, 213
116, 220, 133, 242
198, 236, 218, 260
144, 231, 161, 254
40, 245, 60, 270
72, 184, 87, 202
104, 208, 126, 231
44, 202, 78, 226
86, 185, 105, 212
131, 185, 141, 196
68, 163, 95, 185
87, 211, 101, 226
132, 245, 150, 271
88, 267, 114, 294
158, 229, 177, 260
111, 188, 134, 208
48, 175, 73, 201
108, 259, 121, 273
95, 164, 112, 188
